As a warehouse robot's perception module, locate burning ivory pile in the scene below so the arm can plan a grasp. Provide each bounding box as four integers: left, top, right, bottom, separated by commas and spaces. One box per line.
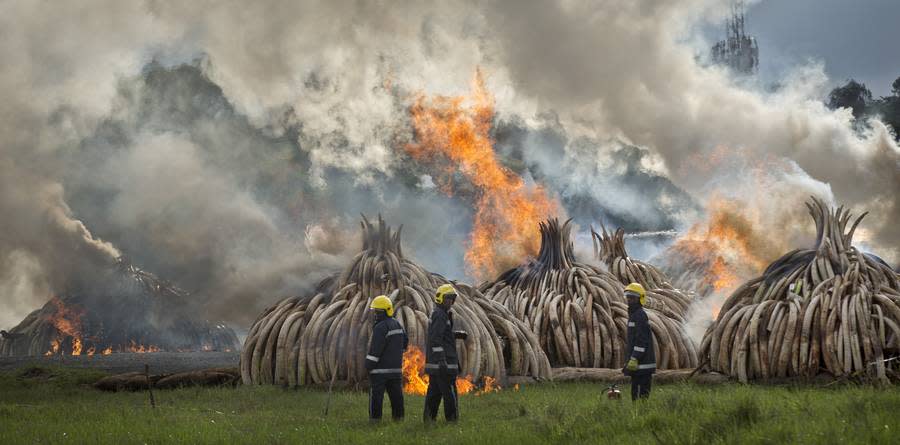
700, 198, 900, 382
0, 260, 239, 357
241, 216, 551, 387
480, 219, 698, 369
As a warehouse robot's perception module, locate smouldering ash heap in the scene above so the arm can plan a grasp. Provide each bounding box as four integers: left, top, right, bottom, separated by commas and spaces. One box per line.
1, 0, 897, 330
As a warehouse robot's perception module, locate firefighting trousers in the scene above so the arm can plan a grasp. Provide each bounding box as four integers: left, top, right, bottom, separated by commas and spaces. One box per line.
369, 375, 404, 420
423, 374, 458, 421
630, 373, 652, 401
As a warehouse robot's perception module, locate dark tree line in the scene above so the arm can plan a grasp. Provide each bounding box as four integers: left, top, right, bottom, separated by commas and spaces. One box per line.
827, 76, 900, 140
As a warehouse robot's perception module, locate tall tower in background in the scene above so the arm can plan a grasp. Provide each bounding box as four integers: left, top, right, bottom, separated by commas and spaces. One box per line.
711, 1, 759, 75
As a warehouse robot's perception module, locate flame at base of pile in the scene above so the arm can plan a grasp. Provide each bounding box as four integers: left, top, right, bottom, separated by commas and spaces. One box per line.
402, 346, 501, 396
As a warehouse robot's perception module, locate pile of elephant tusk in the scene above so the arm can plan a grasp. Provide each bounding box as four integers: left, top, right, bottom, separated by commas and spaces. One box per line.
699, 198, 900, 382
480, 219, 698, 369
240, 215, 551, 386
591, 225, 694, 321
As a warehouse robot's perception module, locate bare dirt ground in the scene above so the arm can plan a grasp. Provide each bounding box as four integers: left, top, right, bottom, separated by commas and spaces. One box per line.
0, 351, 240, 374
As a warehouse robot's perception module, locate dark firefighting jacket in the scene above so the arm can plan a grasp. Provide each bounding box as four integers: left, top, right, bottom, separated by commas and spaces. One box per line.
365, 316, 408, 378
425, 306, 459, 376
624, 302, 656, 376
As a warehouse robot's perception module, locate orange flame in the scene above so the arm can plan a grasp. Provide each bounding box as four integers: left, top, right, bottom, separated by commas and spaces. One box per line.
44, 339, 60, 356
405, 70, 559, 280
475, 375, 500, 396
43, 297, 86, 356
402, 346, 500, 395
39, 298, 172, 356
128, 341, 160, 353
709, 256, 739, 293
456, 376, 475, 395
670, 197, 771, 298
672, 148, 815, 307
402, 345, 430, 394
46, 298, 83, 338
71, 337, 83, 356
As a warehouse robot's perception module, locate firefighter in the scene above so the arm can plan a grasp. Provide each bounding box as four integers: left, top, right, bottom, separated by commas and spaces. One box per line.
365, 295, 408, 421
622, 282, 656, 401
423, 283, 466, 422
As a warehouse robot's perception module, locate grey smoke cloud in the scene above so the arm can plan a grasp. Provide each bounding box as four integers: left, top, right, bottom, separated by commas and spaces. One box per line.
1, 0, 897, 331
65, 63, 479, 325
0, 0, 175, 328
154, 0, 898, 254
479, 0, 899, 257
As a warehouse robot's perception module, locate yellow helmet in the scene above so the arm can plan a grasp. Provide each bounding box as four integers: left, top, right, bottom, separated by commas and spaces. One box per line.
370, 295, 394, 317
624, 282, 647, 306
434, 284, 458, 305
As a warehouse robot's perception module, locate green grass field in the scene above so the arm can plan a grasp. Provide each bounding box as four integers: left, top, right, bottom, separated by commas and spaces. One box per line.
2, 366, 899, 444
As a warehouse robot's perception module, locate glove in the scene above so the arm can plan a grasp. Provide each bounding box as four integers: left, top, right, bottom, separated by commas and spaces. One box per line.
439, 359, 449, 376
626, 357, 639, 372
454, 330, 468, 341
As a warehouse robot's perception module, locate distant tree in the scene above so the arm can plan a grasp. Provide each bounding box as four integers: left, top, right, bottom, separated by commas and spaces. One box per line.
827, 79, 872, 119
876, 92, 900, 141
868, 75, 900, 142
825, 76, 900, 142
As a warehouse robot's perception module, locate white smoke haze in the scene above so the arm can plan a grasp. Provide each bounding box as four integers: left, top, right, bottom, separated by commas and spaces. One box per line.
1, 0, 897, 332
677, 157, 838, 345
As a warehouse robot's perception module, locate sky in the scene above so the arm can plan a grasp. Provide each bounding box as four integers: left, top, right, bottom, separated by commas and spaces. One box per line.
742, 0, 900, 97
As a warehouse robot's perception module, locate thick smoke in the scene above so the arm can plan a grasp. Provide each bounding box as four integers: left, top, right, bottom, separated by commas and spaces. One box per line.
0, 1, 157, 328
1, 0, 897, 331
148, 0, 898, 255
479, 0, 899, 257
493, 117, 700, 232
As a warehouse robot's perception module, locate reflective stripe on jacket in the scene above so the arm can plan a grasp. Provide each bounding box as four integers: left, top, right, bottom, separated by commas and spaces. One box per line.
366, 317, 408, 377
624, 305, 656, 375
425, 306, 459, 375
